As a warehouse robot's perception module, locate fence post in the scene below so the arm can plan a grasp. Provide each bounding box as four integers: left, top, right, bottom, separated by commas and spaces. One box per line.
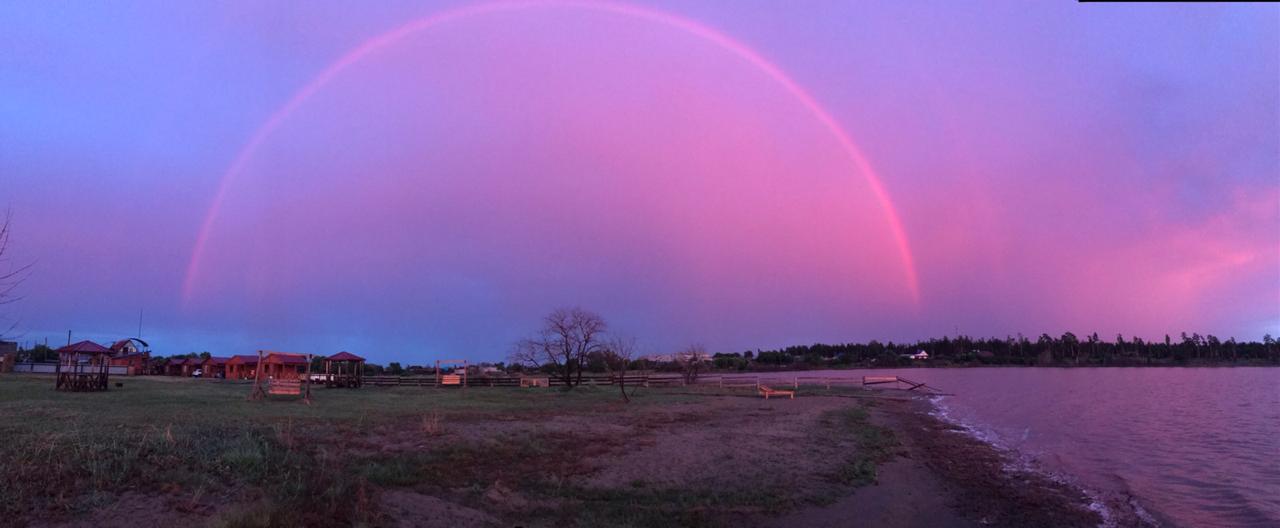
794, 377, 798, 389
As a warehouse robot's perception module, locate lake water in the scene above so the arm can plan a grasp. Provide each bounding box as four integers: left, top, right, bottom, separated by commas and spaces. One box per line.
748, 367, 1280, 528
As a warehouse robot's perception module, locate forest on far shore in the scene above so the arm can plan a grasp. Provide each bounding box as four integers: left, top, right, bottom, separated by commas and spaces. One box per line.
723, 332, 1279, 370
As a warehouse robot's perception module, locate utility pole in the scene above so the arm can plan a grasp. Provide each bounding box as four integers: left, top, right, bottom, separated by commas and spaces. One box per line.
137, 308, 143, 339
67, 330, 71, 346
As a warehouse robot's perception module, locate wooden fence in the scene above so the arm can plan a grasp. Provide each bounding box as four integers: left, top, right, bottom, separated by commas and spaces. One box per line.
361, 374, 681, 388
359, 373, 885, 391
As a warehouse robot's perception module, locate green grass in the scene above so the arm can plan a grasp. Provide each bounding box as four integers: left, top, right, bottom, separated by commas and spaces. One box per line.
820, 404, 900, 487
0, 375, 697, 525
0, 375, 895, 527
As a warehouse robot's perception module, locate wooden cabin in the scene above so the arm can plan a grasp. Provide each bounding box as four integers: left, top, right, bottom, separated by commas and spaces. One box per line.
324, 351, 365, 388
225, 355, 260, 380
261, 352, 308, 380
55, 340, 111, 391
202, 356, 230, 378
247, 351, 314, 402
166, 357, 198, 377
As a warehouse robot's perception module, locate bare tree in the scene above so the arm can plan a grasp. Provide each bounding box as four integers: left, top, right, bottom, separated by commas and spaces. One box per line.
0, 211, 30, 339
509, 307, 607, 388
674, 344, 708, 385
602, 335, 638, 403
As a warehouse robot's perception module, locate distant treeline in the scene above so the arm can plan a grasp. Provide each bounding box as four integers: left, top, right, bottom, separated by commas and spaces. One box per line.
722, 332, 1279, 369
14, 332, 1277, 373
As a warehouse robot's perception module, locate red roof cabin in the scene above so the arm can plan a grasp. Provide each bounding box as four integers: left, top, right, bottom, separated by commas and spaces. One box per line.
55, 340, 112, 391
202, 356, 230, 379
247, 351, 315, 401
261, 352, 309, 380
165, 358, 198, 377
226, 355, 260, 380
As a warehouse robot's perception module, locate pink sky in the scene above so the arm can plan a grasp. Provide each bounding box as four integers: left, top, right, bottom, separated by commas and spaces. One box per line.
2, 1, 1276, 361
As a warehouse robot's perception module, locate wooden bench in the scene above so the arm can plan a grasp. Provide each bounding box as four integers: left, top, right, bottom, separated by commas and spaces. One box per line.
758, 385, 795, 399
440, 374, 462, 386
269, 379, 302, 396
519, 377, 548, 388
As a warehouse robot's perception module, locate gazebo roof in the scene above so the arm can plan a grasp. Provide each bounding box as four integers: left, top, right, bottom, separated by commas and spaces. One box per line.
327, 351, 365, 362
56, 340, 111, 355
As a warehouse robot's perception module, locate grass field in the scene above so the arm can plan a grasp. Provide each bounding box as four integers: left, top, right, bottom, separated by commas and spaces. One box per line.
0, 375, 894, 527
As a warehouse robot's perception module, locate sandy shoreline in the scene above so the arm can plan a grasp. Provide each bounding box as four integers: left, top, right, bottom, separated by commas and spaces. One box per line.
763, 393, 1123, 528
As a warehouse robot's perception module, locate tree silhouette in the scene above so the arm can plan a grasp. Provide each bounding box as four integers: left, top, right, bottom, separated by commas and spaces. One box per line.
0, 211, 32, 340
511, 307, 607, 388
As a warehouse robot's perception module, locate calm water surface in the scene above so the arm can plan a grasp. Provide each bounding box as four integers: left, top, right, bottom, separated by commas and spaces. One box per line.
751, 368, 1279, 528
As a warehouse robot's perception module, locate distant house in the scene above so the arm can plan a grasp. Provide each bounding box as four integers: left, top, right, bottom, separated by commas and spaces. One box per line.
108, 339, 150, 375
109, 339, 140, 356
900, 350, 929, 360
226, 355, 261, 380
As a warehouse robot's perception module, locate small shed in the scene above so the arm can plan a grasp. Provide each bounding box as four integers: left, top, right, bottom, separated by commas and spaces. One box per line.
55, 340, 112, 391
226, 355, 260, 379
203, 356, 230, 378
324, 351, 365, 388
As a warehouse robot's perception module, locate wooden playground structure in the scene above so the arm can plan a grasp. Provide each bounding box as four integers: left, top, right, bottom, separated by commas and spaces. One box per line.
54, 340, 112, 392
434, 359, 467, 388
248, 351, 313, 402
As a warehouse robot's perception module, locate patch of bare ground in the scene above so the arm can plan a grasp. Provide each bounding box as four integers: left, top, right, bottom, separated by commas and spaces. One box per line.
379, 489, 500, 528
28, 491, 218, 528
580, 395, 853, 492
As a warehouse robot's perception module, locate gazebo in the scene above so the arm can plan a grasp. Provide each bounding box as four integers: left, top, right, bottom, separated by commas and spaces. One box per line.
324, 351, 365, 388
55, 340, 112, 391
